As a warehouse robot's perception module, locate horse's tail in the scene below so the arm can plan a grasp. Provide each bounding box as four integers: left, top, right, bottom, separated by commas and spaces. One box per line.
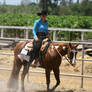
7, 57, 22, 89
7, 41, 28, 90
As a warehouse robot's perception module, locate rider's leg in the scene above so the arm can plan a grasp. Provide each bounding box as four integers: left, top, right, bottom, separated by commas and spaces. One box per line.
27, 39, 42, 66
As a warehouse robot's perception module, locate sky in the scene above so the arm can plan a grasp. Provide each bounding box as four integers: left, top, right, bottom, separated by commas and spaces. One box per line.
0, 0, 82, 5
0, 0, 22, 5
0, 0, 39, 5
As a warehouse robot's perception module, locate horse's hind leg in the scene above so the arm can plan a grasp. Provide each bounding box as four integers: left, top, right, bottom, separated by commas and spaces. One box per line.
21, 63, 29, 92
51, 68, 60, 91
8, 59, 22, 91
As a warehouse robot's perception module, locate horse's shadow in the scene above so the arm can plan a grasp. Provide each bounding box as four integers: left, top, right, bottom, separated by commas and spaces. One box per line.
36, 89, 74, 92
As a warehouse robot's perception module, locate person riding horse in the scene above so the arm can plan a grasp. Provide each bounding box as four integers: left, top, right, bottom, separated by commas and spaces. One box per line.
27, 10, 51, 66
8, 10, 79, 92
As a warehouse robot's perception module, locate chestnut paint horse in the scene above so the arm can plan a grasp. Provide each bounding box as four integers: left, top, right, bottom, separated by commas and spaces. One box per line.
8, 41, 79, 92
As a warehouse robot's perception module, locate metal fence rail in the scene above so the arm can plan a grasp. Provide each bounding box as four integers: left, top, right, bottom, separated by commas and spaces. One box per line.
0, 26, 92, 88
0, 67, 92, 78
0, 25, 92, 40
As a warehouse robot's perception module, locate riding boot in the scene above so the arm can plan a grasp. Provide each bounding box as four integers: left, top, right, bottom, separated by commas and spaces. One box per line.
27, 50, 35, 67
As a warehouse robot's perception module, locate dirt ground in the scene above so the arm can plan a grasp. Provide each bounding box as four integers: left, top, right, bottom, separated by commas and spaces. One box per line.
0, 49, 92, 92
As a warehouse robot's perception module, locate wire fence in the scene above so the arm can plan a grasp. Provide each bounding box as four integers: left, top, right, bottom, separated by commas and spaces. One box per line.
0, 26, 92, 88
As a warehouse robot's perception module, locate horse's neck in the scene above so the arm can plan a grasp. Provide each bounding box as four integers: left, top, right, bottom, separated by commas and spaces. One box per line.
52, 42, 68, 56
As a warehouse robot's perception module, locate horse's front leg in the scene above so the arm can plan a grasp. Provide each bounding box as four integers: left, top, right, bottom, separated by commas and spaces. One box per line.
21, 63, 29, 92
45, 69, 51, 91
52, 67, 60, 91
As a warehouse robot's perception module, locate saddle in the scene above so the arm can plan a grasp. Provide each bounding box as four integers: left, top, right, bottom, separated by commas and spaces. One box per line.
18, 38, 51, 67
26, 38, 50, 52
25, 40, 33, 51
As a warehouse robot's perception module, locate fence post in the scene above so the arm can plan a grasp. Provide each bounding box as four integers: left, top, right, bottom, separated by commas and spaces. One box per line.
81, 32, 85, 88
1, 28, 4, 38
25, 29, 29, 39
53, 30, 56, 41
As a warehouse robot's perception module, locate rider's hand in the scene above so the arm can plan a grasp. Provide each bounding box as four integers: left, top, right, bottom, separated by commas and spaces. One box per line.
35, 37, 39, 41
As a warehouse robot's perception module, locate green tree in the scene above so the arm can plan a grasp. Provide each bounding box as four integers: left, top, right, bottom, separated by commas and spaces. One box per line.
80, 0, 92, 16
69, 0, 73, 6
61, 0, 66, 6
39, 0, 48, 11
21, 0, 31, 5
39, 0, 59, 14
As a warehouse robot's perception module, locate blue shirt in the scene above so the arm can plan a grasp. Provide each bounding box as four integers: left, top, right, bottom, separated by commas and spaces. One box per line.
32, 19, 48, 39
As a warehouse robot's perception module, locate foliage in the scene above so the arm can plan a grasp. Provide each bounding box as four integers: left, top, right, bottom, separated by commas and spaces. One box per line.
0, 4, 40, 14
0, 0, 92, 40
0, 14, 92, 40
0, 1, 92, 16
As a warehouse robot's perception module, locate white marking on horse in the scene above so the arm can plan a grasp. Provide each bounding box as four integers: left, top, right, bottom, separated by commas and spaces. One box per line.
55, 46, 59, 49
72, 50, 76, 65
51, 45, 54, 49
62, 46, 66, 50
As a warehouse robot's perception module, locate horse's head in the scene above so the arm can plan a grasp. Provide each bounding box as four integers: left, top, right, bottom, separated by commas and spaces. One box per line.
66, 43, 79, 67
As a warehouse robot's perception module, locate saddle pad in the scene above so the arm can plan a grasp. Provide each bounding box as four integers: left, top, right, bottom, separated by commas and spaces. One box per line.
20, 43, 30, 55
18, 43, 31, 62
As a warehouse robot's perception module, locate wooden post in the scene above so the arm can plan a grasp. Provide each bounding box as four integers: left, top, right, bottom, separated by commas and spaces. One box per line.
1, 28, 4, 38
25, 29, 29, 39
53, 30, 56, 41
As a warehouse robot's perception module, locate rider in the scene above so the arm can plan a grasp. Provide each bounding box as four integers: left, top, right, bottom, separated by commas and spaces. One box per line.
27, 10, 50, 66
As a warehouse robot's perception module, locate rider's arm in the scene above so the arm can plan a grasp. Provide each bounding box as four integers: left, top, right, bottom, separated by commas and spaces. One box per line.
32, 20, 38, 39
46, 22, 51, 40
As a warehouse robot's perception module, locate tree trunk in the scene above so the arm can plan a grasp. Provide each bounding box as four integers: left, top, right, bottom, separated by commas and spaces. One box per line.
69, 0, 72, 6
77, 0, 80, 4
62, 0, 66, 6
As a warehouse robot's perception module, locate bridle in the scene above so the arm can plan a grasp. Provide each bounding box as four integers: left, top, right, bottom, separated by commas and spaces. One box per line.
64, 55, 72, 65
52, 43, 76, 65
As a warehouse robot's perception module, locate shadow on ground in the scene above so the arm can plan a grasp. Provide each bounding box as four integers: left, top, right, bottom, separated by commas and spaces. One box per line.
36, 89, 74, 92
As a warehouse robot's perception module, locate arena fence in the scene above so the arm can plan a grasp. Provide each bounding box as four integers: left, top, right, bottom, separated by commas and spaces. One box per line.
0, 26, 92, 88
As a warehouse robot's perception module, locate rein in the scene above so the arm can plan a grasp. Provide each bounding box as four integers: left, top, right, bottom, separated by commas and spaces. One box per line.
64, 56, 72, 65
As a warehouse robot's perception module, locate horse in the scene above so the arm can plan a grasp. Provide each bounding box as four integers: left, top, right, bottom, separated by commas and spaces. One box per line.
8, 40, 79, 92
